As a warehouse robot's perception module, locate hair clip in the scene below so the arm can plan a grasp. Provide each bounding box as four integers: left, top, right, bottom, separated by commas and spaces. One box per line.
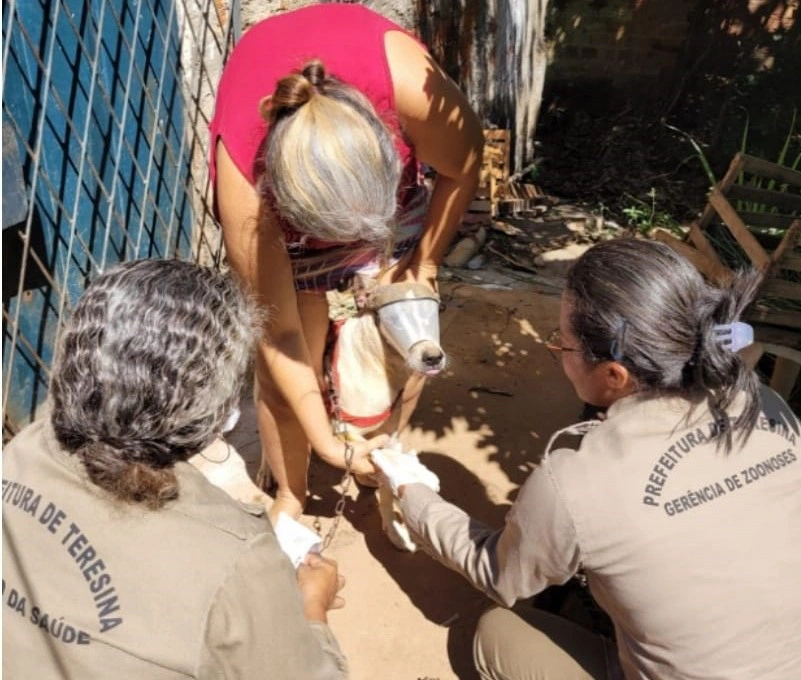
609, 319, 628, 361
713, 322, 754, 353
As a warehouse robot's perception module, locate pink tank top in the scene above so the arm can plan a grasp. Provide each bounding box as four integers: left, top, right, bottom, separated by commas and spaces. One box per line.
209, 4, 419, 195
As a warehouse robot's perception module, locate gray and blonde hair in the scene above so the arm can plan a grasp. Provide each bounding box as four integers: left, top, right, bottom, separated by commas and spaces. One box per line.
566, 238, 763, 452
260, 60, 401, 245
50, 259, 261, 508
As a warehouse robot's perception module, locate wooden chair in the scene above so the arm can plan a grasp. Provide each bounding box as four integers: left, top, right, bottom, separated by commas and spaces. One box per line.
655, 152, 801, 399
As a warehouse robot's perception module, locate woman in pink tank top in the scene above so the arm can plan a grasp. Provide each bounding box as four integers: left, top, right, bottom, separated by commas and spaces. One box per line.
211, 4, 483, 521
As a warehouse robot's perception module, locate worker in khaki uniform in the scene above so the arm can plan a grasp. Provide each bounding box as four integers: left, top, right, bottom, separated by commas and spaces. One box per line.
372, 239, 801, 680
2, 259, 347, 679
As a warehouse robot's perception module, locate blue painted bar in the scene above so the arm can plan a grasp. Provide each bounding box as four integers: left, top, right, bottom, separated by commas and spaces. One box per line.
2, 0, 193, 433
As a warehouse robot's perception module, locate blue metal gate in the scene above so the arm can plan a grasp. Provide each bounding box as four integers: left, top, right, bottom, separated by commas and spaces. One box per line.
2, 0, 239, 437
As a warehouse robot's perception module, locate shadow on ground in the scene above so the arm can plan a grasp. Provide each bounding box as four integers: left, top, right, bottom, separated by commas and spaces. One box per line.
302, 282, 585, 678
228, 278, 586, 679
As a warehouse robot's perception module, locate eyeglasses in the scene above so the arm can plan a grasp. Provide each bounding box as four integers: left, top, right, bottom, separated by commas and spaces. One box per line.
545, 328, 583, 362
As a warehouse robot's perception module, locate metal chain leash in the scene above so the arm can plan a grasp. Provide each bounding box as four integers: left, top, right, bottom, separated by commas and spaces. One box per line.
314, 343, 355, 552
317, 425, 354, 552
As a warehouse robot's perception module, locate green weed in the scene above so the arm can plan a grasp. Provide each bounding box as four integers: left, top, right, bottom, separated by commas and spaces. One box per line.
621, 188, 680, 235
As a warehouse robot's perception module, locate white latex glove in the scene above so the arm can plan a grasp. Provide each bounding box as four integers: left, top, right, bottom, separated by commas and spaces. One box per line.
370, 443, 440, 496
273, 512, 322, 569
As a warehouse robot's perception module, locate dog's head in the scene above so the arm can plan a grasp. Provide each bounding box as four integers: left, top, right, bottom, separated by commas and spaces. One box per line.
361, 281, 447, 377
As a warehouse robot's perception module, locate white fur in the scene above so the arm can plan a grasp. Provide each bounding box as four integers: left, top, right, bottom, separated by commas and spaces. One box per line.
334, 284, 446, 552
335, 313, 408, 424
378, 483, 416, 551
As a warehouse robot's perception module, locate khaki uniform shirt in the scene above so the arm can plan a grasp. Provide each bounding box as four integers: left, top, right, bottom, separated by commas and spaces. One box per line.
2, 418, 347, 679
401, 386, 801, 679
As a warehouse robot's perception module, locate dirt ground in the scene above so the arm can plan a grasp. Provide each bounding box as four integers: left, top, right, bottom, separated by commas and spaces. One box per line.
227, 258, 586, 680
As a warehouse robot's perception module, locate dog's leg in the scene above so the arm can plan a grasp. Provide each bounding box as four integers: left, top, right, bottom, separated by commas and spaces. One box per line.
377, 482, 417, 552
394, 372, 427, 434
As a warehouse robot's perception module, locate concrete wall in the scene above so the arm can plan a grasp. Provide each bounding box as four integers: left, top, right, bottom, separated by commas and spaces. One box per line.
542, 0, 800, 162
239, 0, 417, 30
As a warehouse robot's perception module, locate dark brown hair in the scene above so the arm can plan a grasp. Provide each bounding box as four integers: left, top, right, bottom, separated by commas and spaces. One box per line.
566, 238, 763, 452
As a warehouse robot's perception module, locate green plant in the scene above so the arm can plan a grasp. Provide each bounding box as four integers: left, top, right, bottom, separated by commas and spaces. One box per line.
519, 162, 540, 184
775, 107, 798, 170
735, 107, 799, 213
737, 105, 749, 188
621, 188, 680, 235
662, 121, 717, 187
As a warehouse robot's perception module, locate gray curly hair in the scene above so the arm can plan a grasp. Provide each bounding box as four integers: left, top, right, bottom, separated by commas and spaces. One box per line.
50, 259, 261, 508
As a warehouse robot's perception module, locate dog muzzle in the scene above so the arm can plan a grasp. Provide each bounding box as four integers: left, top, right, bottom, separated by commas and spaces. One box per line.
377, 296, 441, 357
370, 284, 441, 361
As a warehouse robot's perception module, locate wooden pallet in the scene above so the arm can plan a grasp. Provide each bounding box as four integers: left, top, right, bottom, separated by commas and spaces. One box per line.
474, 129, 511, 217
471, 128, 544, 217
655, 152, 801, 398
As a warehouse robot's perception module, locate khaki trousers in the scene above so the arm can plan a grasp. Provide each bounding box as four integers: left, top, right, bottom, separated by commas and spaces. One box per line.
473, 605, 621, 680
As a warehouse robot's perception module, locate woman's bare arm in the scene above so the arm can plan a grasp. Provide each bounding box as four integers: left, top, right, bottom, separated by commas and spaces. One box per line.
215, 142, 378, 472
386, 30, 484, 288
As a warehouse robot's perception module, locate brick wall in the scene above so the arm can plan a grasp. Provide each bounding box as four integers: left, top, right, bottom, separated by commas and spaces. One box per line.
547, 0, 695, 91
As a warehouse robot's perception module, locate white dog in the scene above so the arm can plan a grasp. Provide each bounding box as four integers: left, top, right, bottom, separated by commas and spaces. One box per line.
189, 436, 271, 513
327, 280, 445, 551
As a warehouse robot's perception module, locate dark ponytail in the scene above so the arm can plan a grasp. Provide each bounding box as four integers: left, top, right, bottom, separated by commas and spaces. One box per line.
688, 269, 763, 451
75, 441, 179, 510
566, 238, 763, 452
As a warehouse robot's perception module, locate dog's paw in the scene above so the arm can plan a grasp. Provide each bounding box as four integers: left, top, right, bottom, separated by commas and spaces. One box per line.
377, 484, 416, 552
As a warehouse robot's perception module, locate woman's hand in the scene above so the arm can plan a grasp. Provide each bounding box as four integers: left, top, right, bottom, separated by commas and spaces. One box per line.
317, 433, 390, 476
379, 253, 439, 294
296, 553, 345, 623
350, 433, 391, 475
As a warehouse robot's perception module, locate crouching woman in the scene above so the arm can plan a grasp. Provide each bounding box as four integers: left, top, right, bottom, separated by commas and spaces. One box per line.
375, 239, 801, 679
2, 259, 348, 679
